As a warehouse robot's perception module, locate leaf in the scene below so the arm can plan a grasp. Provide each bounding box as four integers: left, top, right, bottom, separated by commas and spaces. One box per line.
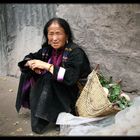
97, 71, 132, 110
119, 103, 126, 109
98, 72, 110, 87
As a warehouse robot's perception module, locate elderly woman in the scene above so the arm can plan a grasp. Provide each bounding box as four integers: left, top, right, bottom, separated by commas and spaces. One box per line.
15, 17, 91, 134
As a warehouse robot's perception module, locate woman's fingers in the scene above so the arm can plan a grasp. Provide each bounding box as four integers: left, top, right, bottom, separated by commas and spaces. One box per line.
26, 59, 47, 72
31, 64, 37, 70
25, 60, 35, 67
34, 68, 42, 74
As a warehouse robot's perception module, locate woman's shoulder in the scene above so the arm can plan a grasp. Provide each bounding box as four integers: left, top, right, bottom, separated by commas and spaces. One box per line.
69, 42, 84, 52
41, 43, 52, 52
69, 42, 87, 55
69, 42, 79, 49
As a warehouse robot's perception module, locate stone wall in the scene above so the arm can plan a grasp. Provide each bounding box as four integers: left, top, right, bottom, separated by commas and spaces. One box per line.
0, 4, 140, 95
56, 4, 140, 94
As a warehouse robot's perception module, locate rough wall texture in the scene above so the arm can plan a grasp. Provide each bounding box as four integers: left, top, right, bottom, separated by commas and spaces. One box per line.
0, 4, 140, 95
0, 5, 8, 75
0, 4, 56, 76
56, 4, 140, 95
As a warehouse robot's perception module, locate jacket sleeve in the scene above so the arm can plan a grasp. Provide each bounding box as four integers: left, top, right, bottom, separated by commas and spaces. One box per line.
18, 48, 43, 73
53, 48, 91, 86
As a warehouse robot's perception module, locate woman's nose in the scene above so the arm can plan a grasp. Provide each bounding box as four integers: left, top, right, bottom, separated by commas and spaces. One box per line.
52, 34, 58, 41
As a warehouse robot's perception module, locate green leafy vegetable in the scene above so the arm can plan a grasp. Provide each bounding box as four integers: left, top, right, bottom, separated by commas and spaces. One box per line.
97, 72, 132, 110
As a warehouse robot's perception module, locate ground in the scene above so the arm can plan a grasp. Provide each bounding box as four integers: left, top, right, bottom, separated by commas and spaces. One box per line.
0, 75, 138, 137
0, 76, 59, 136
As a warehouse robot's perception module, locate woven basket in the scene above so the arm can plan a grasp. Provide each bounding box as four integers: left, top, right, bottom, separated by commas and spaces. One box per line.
75, 69, 120, 118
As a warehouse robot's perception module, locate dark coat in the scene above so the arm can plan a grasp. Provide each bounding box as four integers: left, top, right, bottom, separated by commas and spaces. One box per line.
15, 42, 91, 123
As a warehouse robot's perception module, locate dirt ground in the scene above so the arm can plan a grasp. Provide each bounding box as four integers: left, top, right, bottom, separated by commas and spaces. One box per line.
0, 76, 59, 137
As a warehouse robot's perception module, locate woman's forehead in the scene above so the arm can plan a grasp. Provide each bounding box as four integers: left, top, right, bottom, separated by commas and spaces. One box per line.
48, 23, 64, 32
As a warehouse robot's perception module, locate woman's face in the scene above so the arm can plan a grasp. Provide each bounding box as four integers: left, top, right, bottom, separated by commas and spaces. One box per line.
47, 22, 68, 50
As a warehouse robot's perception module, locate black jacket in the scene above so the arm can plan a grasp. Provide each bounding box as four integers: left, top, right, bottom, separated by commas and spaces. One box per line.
16, 42, 91, 122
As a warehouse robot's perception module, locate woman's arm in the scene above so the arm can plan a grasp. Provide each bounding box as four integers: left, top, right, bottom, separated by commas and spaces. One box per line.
26, 59, 54, 74
18, 48, 43, 73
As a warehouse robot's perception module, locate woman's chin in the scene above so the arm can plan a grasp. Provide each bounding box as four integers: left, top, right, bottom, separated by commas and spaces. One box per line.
52, 45, 61, 49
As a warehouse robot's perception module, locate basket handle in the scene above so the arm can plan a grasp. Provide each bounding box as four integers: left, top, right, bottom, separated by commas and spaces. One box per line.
94, 64, 122, 85
94, 64, 100, 72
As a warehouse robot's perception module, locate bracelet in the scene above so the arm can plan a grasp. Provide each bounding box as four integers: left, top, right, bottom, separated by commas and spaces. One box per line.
48, 64, 53, 71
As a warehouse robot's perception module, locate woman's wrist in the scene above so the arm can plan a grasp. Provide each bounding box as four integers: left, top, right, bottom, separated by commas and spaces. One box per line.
48, 64, 53, 71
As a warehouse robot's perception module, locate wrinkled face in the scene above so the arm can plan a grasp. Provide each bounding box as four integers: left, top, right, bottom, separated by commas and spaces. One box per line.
47, 22, 68, 50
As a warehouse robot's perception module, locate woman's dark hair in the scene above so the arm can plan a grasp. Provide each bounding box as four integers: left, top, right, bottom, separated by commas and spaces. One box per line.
43, 17, 73, 46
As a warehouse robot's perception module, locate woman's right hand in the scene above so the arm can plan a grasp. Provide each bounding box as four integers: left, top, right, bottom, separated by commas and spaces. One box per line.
25, 60, 42, 74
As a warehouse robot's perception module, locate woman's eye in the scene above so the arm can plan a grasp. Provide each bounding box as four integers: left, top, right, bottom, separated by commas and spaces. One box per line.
48, 33, 54, 36
48, 32, 64, 36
